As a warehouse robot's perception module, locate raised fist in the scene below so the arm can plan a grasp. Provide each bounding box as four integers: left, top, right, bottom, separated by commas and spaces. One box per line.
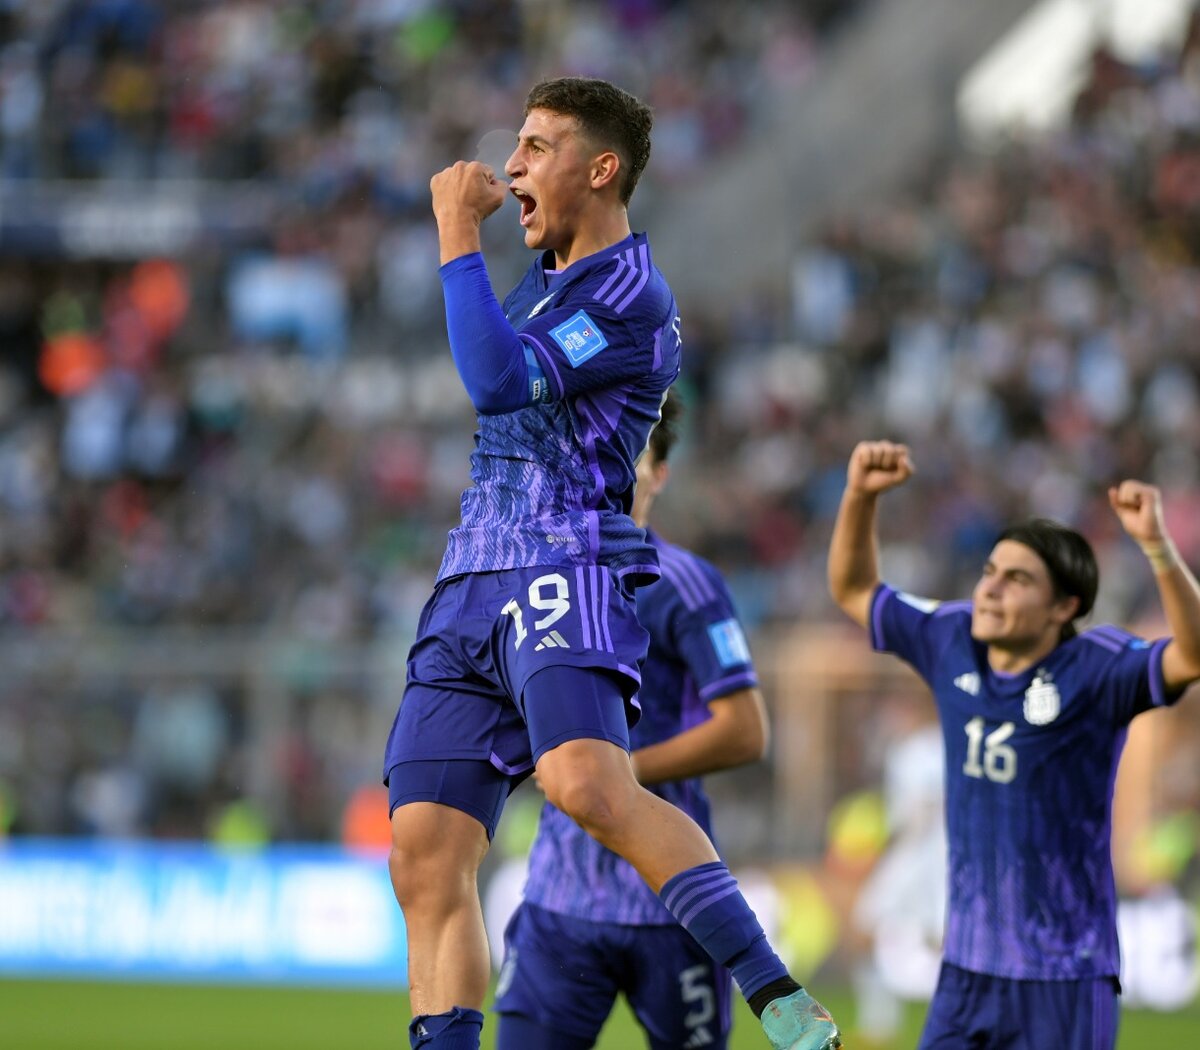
847, 440, 915, 495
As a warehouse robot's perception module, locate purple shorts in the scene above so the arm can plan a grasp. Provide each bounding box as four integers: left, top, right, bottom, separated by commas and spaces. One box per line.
494, 901, 733, 1050
383, 566, 648, 824
919, 961, 1119, 1050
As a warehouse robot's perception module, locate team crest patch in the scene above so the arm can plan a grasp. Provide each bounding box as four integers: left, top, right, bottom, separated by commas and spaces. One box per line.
708, 618, 751, 669
528, 292, 555, 318
550, 310, 609, 366
1023, 669, 1060, 725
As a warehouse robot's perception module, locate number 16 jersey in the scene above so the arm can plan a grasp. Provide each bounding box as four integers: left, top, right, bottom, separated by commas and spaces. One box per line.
869, 583, 1176, 981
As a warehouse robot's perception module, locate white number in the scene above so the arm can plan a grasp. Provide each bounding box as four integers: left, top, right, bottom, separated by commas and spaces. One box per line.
963, 717, 1017, 784
503, 573, 572, 650
680, 964, 715, 1039
501, 598, 527, 649
528, 573, 570, 630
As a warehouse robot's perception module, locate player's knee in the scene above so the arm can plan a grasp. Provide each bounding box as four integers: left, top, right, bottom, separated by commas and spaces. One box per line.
389, 838, 474, 913
544, 772, 635, 841
388, 806, 485, 912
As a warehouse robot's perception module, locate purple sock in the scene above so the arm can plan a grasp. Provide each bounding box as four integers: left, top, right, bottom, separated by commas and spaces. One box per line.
409, 1006, 484, 1049
660, 861, 789, 1001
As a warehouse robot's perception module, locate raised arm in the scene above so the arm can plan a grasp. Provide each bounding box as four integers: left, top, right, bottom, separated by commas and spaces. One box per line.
828, 440, 915, 628
630, 687, 769, 786
429, 161, 537, 415
1109, 481, 1200, 693
431, 160, 508, 265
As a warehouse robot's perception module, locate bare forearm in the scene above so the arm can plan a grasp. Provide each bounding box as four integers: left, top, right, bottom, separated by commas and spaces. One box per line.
1148, 539, 1200, 678
828, 489, 881, 626
437, 219, 483, 265
632, 693, 768, 785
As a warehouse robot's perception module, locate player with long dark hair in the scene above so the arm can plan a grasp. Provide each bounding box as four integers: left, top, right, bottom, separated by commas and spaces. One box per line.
829, 440, 1200, 1049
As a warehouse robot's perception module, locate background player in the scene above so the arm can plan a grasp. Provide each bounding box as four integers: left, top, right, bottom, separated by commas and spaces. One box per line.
383, 77, 839, 1050
827, 439, 1200, 1049
494, 391, 769, 1049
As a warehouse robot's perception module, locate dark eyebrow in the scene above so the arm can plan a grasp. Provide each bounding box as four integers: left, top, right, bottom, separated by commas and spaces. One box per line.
519, 133, 554, 149
997, 566, 1036, 583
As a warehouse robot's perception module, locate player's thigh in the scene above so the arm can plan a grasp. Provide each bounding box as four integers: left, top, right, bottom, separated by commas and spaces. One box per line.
493, 902, 620, 1045
499, 565, 648, 760
387, 759, 514, 846
1002, 974, 1119, 1050
624, 924, 733, 1050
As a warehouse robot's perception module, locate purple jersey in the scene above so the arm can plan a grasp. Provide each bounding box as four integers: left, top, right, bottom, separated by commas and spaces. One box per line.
523, 531, 759, 925
439, 234, 681, 584
870, 584, 1176, 981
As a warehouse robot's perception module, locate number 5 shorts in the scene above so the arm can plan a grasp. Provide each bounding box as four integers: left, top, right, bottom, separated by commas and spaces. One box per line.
382, 565, 650, 835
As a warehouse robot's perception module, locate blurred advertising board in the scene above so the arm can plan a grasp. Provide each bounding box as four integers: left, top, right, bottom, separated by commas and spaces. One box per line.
0, 839, 405, 985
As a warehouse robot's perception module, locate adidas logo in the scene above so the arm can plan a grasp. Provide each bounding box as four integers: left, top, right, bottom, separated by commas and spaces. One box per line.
684, 1026, 714, 1048
533, 630, 570, 652
954, 672, 981, 696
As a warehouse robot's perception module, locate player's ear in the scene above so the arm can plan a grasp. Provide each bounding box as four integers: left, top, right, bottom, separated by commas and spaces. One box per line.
652, 460, 670, 495
1050, 593, 1080, 626
590, 150, 621, 193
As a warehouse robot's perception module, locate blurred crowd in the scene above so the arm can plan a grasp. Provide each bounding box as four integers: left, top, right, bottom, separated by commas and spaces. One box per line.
2, 2, 1200, 846
0, 0, 837, 186
669, 33, 1200, 631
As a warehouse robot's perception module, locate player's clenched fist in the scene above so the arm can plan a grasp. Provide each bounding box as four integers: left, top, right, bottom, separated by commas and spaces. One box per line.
847, 440, 915, 495
430, 160, 509, 227
1108, 480, 1165, 545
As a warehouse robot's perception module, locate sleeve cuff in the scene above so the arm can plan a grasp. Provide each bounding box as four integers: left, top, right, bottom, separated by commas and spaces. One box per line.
698, 671, 759, 703
1149, 637, 1175, 708
868, 583, 893, 652
438, 252, 486, 281
520, 333, 564, 399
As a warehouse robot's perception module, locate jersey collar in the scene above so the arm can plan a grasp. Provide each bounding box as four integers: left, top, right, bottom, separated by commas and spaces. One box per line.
536, 232, 646, 291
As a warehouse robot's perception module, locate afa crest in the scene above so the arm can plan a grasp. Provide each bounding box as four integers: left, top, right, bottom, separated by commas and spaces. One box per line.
1023, 669, 1061, 725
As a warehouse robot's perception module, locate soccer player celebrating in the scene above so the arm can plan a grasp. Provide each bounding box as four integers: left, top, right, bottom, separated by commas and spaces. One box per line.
828, 440, 1200, 1049
383, 78, 839, 1050
494, 392, 769, 1050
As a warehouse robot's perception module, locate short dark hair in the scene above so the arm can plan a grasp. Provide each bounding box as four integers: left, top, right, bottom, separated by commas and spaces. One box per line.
995, 518, 1099, 639
647, 387, 683, 464
524, 77, 652, 205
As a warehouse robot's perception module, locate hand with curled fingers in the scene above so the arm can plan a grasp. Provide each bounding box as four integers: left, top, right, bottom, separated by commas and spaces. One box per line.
846, 440, 915, 496
430, 160, 509, 229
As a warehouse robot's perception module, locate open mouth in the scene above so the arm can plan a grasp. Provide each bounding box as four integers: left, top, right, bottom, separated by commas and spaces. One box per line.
512, 188, 537, 227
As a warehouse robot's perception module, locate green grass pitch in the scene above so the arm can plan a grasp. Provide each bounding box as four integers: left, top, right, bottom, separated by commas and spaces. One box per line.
0, 979, 1198, 1048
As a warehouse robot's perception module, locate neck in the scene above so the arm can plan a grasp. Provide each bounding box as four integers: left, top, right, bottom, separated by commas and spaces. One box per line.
986, 633, 1061, 675
554, 210, 631, 270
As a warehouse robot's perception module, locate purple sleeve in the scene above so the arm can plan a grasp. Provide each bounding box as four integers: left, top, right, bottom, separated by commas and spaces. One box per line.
870, 584, 967, 682
519, 268, 678, 400
1087, 628, 1176, 725
440, 253, 543, 414
672, 577, 759, 704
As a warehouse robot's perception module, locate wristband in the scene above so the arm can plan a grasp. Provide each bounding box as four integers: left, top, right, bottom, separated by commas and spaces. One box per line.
1139, 539, 1180, 574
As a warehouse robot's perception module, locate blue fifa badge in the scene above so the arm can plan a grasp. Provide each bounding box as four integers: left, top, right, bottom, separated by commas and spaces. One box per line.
708, 618, 751, 669
550, 310, 609, 366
